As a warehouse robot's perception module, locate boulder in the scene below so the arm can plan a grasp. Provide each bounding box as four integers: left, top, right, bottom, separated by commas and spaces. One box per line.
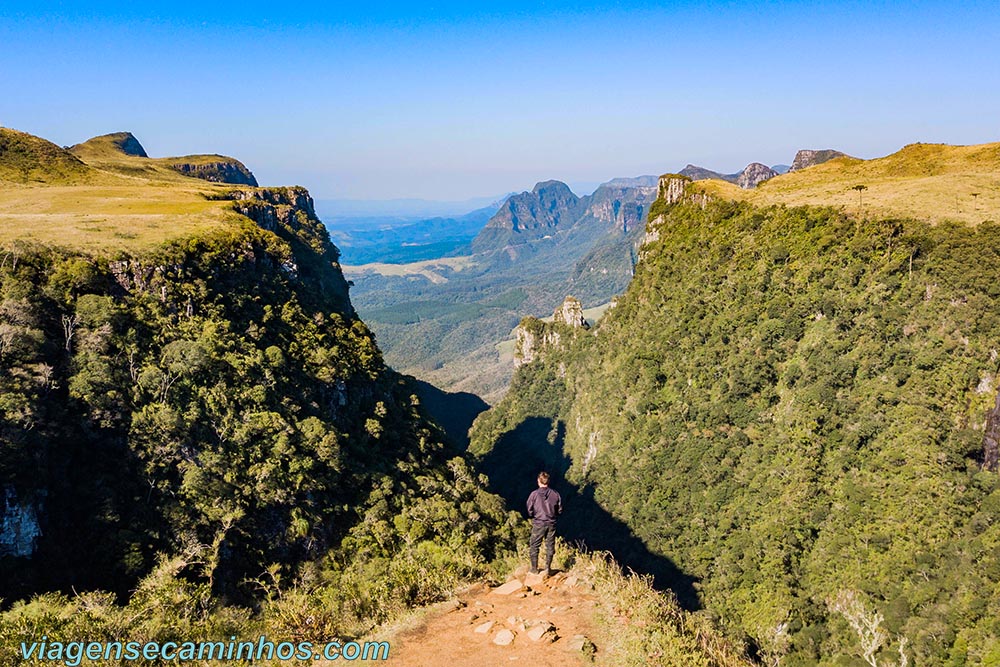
492, 580, 524, 595
527, 622, 555, 642
493, 629, 516, 646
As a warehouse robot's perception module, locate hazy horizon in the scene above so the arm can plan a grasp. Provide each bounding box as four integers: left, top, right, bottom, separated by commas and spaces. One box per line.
3, 1, 998, 200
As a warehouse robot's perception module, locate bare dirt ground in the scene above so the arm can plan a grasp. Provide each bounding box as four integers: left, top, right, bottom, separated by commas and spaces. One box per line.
382, 568, 602, 666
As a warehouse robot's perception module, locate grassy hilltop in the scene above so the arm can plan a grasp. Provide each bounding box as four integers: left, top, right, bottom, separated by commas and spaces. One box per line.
0, 129, 257, 252
688, 141, 1000, 224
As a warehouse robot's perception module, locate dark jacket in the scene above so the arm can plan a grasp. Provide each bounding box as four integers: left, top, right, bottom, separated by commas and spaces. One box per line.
527, 486, 562, 526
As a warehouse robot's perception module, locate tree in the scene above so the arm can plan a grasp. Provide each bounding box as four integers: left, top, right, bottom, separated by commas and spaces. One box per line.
827, 590, 909, 667
852, 184, 868, 209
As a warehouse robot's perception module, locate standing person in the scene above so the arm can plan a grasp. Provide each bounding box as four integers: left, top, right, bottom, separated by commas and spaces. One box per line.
526, 471, 562, 575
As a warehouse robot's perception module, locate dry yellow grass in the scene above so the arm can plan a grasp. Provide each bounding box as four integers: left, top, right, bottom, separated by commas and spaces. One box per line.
342, 256, 476, 283
0, 128, 254, 252
689, 142, 1000, 223
69, 132, 251, 184
0, 181, 243, 252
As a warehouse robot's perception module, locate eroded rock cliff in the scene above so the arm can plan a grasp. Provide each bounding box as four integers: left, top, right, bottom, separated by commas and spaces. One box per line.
789, 148, 848, 172
167, 158, 258, 186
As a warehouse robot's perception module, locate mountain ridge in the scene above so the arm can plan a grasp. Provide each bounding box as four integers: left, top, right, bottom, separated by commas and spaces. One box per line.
686, 140, 1000, 224
471, 163, 1000, 663
69, 130, 259, 186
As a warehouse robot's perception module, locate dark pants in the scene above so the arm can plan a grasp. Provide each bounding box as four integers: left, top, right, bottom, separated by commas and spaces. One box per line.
529, 523, 556, 571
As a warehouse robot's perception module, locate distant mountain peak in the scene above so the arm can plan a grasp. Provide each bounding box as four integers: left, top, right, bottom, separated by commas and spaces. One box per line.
680, 162, 777, 189
532, 179, 576, 196
679, 164, 737, 183
736, 162, 778, 189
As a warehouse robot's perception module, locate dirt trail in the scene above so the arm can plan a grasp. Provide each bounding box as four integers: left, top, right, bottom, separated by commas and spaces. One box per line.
384, 568, 602, 666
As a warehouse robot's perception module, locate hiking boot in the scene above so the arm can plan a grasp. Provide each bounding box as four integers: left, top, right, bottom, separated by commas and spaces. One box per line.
529, 568, 541, 575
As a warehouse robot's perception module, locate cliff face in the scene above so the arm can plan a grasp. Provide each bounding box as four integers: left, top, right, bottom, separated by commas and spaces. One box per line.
100, 186, 352, 316
680, 162, 777, 189
982, 390, 1000, 471
513, 296, 589, 368
514, 320, 561, 368
789, 148, 848, 171
480, 181, 580, 233
0, 180, 375, 598
736, 162, 778, 189
657, 174, 692, 204
582, 185, 657, 233
103, 132, 148, 157
166, 158, 258, 186
474, 195, 1000, 662
229, 187, 352, 312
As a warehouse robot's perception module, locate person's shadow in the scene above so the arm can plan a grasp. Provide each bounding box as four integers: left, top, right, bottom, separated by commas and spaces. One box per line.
411, 379, 489, 451
476, 416, 701, 610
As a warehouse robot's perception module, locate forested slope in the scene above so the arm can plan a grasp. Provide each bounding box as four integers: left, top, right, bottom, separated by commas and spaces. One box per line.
0, 130, 519, 652
471, 182, 1000, 664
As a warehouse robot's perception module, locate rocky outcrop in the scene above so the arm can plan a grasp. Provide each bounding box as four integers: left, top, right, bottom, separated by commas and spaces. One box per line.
657, 174, 692, 204
680, 162, 778, 189
167, 158, 258, 186
485, 181, 580, 233
514, 298, 590, 367
227, 186, 317, 231
514, 319, 561, 368
552, 296, 588, 329
582, 185, 657, 233
789, 149, 848, 172
736, 162, 778, 189
108, 132, 148, 157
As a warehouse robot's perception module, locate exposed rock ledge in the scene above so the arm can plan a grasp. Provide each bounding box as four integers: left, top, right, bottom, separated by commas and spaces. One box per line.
514, 297, 589, 368
167, 159, 258, 186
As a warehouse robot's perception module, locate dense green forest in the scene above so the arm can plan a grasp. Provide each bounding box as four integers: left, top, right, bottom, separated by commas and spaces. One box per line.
0, 183, 519, 663
471, 192, 1000, 665
0, 129, 746, 667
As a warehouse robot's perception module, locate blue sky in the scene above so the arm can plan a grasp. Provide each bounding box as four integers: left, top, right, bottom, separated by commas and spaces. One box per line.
2, 1, 998, 200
